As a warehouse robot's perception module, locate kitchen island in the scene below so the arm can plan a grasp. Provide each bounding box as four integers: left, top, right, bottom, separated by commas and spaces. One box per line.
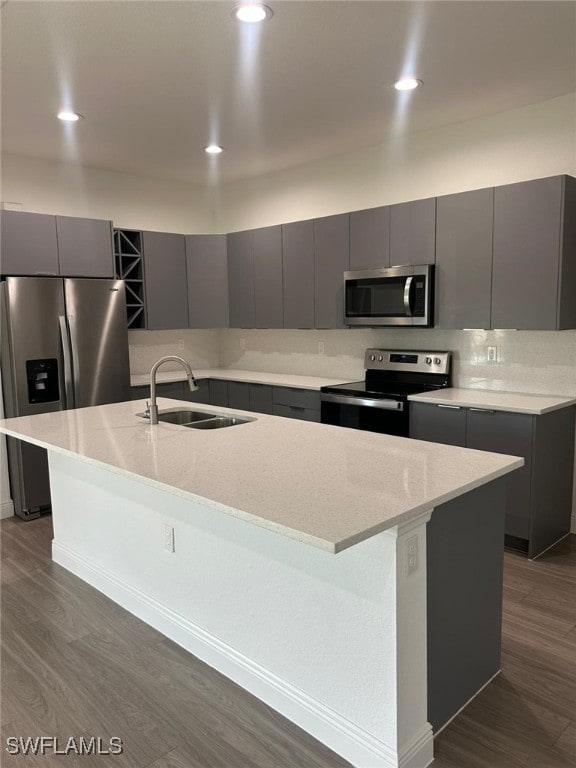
0, 399, 522, 768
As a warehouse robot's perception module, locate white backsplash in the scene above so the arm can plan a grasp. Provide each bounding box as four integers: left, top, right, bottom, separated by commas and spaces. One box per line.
128, 329, 221, 374
219, 329, 576, 397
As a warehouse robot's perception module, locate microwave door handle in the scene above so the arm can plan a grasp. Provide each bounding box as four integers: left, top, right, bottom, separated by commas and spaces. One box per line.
58, 315, 75, 409
403, 276, 414, 317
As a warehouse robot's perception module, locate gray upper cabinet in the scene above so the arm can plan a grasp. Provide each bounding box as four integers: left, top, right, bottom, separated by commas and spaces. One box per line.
282, 220, 315, 329
435, 189, 494, 329
314, 213, 350, 328
186, 234, 229, 328
0, 210, 59, 276
253, 225, 283, 328
228, 230, 256, 328
142, 231, 189, 330
390, 198, 436, 266
349, 206, 390, 269
491, 175, 575, 330
56, 216, 114, 278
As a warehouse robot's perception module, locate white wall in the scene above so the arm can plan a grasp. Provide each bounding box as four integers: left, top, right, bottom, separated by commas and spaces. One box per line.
217, 94, 576, 231
1, 154, 213, 234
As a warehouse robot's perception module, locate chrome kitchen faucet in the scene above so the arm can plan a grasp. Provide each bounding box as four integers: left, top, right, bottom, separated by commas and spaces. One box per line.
147, 356, 198, 424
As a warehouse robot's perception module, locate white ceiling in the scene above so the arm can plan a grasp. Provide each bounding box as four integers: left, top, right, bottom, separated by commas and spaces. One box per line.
2, 1, 575, 185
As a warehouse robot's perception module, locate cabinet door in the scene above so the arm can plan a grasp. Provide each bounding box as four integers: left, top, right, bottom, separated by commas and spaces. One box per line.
282, 220, 314, 328
56, 216, 114, 278
0, 210, 59, 276
142, 231, 189, 330
227, 231, 255, 328
465, 409, 533, 540
227, 381, 250, 410
409, 403, 466, 447
249, 384, 273, 414
209, 380, 228, 407
186, 235, 229, 328
314, 214, 350, 328
349, 207, 390, 269
253, 226, 283, 328
390, 198, 436, 266
492, 177, 562, 330
183, 379, 211, 404
435, 189, 493, 329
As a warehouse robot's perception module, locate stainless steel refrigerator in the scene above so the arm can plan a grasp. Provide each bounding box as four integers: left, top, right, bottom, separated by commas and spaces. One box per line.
1, 276, 131, 519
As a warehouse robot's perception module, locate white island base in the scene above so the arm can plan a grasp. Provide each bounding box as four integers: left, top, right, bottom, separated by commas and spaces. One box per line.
49, 451, 434, 768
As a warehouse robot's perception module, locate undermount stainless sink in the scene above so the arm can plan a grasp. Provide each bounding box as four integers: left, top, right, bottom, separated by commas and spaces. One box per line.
187, 416, 249, 430
137, 408, 252, 429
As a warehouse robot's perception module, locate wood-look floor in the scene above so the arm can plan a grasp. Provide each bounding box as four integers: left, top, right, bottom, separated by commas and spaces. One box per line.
1, 516, 574, 768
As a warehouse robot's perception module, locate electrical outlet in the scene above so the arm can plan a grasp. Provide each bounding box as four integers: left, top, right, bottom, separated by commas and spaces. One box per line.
406, 535, 419, 575
177, 338, 184, 351
240, 337, 246, 351
163, 524, 175, 553
318, 341, 325, 355
487, 346, 497, 363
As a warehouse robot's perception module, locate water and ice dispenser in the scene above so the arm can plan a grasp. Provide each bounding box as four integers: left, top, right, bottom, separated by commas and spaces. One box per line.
26, 359, 60, 404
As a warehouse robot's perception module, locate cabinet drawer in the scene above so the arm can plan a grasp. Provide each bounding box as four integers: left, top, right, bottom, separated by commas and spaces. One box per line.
273, 387, 320, 411
273, 404, 320, 423
409, 402, 466, 447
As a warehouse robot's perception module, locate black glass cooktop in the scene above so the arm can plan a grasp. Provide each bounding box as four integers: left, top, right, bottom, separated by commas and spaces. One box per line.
321, 380, 444, 400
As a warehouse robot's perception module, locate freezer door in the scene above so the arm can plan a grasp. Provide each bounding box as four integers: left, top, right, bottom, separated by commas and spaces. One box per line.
63, 279, 131, 407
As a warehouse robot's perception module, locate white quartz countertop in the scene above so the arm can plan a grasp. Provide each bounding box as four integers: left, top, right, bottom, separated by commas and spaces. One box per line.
0, 399, 522, 553
407, 388, 576, 415
130, 368, 353, 390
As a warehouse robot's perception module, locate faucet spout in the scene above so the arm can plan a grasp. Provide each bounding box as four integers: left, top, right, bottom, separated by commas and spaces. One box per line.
148, 356, 198, 425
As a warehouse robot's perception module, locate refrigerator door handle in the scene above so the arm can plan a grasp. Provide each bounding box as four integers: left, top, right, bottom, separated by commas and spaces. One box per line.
58, 315, 75, 409
67, 314, 81, 402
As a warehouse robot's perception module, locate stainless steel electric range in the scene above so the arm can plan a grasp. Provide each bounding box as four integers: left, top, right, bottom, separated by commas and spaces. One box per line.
320, 349, 451, 437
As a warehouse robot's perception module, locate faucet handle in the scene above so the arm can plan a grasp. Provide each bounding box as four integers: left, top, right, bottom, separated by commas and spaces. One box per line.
144, 400, 151, 418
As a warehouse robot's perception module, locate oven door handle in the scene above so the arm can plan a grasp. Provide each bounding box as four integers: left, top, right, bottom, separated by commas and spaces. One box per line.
321, 393, 404, 411
403, 276, 414, 317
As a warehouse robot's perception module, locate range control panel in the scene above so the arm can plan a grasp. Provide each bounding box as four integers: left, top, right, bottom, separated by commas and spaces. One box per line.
364, 349, 451, 375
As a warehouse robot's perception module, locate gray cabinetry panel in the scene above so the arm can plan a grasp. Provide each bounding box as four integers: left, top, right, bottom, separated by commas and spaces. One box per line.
273, 387, 321, 411
142, 231, 189, 330
465, 410, 533, 540
390, 198, 436, 266
253, 226, 283, 328
131, 382, 185, 401
282, 220, 315, 328
492, 176, 562, 330
558, 176, 576, 329
209, 380, 229, 407
1, 210, 59, 276
249, 383, 273, 414
183, 379, 211, 404
349, 206, 390, 269
228, 230, 255, 328
409, 402, 466, 447
313, 214, 350, 328
273, 404, 320, 422
227, 381, 250, 410
435, 189, 493, 329
186, 235, 229, 328
56, 216, 114, 278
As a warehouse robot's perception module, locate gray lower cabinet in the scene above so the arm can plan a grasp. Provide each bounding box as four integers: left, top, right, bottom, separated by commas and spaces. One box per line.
209, 379, 229, 407
409, 402, 576, 558
142, 231, 189, 330
249, 383, 273, 414
349, 206, 390, 269
183, 379, 211, 404
1, 210, 59, 276
131, 381, 186, 402
314, 213, 350, 328
282, 220, 315, 329
435, 189, 493, 329
227, 381, 250, 410
253, 226, 283, 328
390, 197, 436, 266
492, 175, 576, 330
56, 216, 114, 278
227, 230, 255, 328
272, 387, 321, 422
186, 235, 229, 328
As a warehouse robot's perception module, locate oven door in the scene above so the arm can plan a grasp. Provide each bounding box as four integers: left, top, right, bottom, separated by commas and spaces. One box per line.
321, 394, 408, 437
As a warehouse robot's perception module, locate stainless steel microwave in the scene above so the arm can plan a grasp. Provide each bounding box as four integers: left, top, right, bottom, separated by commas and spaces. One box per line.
344, 264, 434, 327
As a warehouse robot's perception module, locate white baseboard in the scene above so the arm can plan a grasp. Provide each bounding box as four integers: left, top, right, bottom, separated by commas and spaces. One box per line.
0, 499, 14, 519
53, 541, 434, 768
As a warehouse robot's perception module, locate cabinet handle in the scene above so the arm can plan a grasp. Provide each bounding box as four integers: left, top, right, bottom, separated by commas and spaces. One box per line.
469, 408, 495, 414
438, 404, 461, 410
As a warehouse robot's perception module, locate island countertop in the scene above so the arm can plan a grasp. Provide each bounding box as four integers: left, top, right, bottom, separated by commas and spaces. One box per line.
0, 399, 523, 553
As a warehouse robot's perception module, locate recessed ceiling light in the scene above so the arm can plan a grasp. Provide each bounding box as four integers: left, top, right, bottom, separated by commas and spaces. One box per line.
233, 3, 273, 23
394, 77, 423, 92
57, 111, 83, 122
205, 144, 223, 155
